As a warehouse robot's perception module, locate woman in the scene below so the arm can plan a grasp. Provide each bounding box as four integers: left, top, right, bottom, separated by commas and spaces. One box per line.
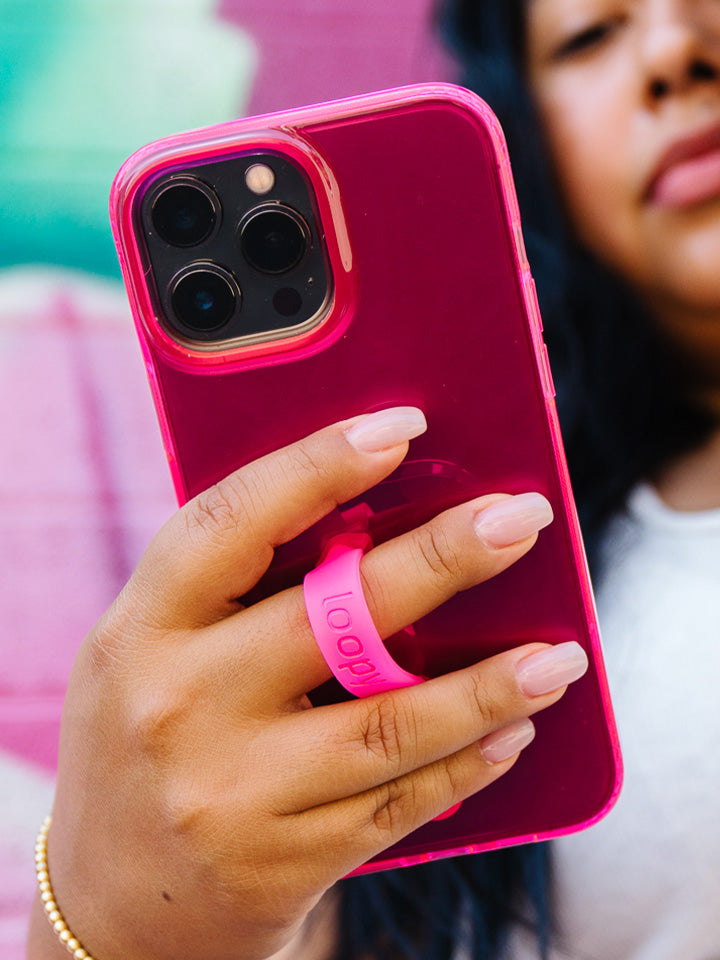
27, 1, 720, 959
334, 3, 720, 957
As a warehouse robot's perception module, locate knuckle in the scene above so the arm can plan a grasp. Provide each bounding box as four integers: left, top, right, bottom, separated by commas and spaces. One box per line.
287, 439, 334, 488
162, 785, 239, 886
86, 625, 125, 678
369, 777, 414, 841
160, 789, 297, 919
86, 608, 129, 676
357, 696, 407, 769
162, 787, 243, 884
185, 483, 237, 536
439, 750, 468, 800
164, 782, 211, 839
464, 669, 505, 732
127, 685, 190, 762
84, 583, 158, 678
184, 475, 254, 542
415, 523, 464, 586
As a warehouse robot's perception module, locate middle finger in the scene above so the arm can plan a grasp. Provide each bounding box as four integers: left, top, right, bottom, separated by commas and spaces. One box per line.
209, 490, 554, 705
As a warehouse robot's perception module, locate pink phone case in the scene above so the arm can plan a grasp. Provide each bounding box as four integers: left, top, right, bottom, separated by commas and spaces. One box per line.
110, 83, 622, 873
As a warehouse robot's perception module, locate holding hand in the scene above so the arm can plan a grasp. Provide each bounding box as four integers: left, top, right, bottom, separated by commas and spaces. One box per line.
29, 408, 587, 960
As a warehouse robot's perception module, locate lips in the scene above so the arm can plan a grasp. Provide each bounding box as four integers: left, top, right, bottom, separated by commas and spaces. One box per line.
647, 122, 720, 208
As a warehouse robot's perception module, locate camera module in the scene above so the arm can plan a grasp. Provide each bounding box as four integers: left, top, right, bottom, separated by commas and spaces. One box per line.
240, 205, 309, 274
140, 154, 330, 346
151, 178, 219, 247
170, 264, 239, 332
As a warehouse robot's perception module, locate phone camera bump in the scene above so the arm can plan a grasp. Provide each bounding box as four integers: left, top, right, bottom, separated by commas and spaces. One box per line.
151, 178, 219, 247
170, 264, 239, 332
240, 205, 309, 274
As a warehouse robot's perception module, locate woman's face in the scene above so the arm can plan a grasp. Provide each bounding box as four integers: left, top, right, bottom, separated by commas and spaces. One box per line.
526, 0, 720, 362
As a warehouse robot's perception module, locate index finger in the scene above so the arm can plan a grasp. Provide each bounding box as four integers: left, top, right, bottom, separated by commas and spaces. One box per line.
133, 407, 427, 628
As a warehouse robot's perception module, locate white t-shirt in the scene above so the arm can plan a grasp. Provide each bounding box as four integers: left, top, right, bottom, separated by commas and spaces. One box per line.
506, 484, 720, 960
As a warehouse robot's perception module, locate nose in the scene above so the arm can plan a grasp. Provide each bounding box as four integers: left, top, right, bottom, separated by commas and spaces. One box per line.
640, 2, 720, 105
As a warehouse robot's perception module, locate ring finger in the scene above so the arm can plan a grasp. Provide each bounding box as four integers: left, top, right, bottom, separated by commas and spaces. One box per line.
262, 639, 585, 811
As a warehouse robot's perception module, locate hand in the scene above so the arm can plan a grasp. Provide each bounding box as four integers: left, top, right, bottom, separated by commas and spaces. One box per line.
29, 408, 586, 960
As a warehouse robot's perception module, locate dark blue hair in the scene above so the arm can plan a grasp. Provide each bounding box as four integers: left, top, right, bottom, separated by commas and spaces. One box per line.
332, 2, 713, 958
333, 843, 553, 959
437, 0, 713, 560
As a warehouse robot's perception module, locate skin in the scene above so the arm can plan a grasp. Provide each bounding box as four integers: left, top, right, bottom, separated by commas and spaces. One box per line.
526, 0, 720, 507
27, 417, 573, 960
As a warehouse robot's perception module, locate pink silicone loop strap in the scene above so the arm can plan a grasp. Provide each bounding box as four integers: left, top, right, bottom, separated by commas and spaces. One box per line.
303, 534, 425, 697
304, 533, 463, 820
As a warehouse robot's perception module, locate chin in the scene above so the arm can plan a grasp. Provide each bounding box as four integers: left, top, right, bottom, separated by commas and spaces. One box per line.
645, 218, 720, 314
660, 267, 720, 315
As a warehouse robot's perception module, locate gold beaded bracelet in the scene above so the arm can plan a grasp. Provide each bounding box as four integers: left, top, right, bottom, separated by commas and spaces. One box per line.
35, 816, 97, 960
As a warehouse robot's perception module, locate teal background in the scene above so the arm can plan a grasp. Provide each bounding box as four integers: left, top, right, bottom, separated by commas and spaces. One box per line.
0, 3, 447, 953
0, 0, 257, 277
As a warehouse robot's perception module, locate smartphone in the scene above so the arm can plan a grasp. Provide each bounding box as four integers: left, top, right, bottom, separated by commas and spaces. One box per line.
110, 83, 622, 873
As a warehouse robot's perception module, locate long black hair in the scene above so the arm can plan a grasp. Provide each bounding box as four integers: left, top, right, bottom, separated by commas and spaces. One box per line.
332, 2, 714, 958
440, 0, 713, 560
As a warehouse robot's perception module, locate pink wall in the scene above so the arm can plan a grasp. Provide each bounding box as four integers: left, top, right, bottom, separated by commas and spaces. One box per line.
0, 0, 456, 777
222, 0, 453, 115
0, 3, 456, 954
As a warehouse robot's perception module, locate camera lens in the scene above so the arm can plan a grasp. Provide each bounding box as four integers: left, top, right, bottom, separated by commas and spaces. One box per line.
240, 206, 308, 274
151, 179, 218, 247
170, 265, 238, 332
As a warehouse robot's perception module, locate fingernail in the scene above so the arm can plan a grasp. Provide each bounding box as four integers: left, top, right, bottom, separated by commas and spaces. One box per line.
473, 493, 553, 548
516, 641, 589, 697
480, 718, 535, 764
345, 407, 427, 453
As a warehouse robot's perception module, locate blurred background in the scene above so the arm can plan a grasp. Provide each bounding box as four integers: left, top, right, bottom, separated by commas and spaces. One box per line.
0, 0, 451, 952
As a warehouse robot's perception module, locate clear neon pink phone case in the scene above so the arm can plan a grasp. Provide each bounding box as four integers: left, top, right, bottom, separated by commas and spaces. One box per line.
111, 83, 622, 873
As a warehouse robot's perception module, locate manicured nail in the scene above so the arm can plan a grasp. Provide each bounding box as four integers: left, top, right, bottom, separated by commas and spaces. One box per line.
473, 493, 553, 548
516, 641, 589, 697
345, 407, 427, 453
480, 718, 535, 764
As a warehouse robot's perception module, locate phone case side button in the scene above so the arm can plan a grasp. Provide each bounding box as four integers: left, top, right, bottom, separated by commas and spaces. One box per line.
540, 343, 556, 398
523, 273, 543, 333
513, 222, 529, 271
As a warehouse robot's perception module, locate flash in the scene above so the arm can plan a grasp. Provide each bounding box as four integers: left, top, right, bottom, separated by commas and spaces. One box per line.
245, 163, 275, 195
